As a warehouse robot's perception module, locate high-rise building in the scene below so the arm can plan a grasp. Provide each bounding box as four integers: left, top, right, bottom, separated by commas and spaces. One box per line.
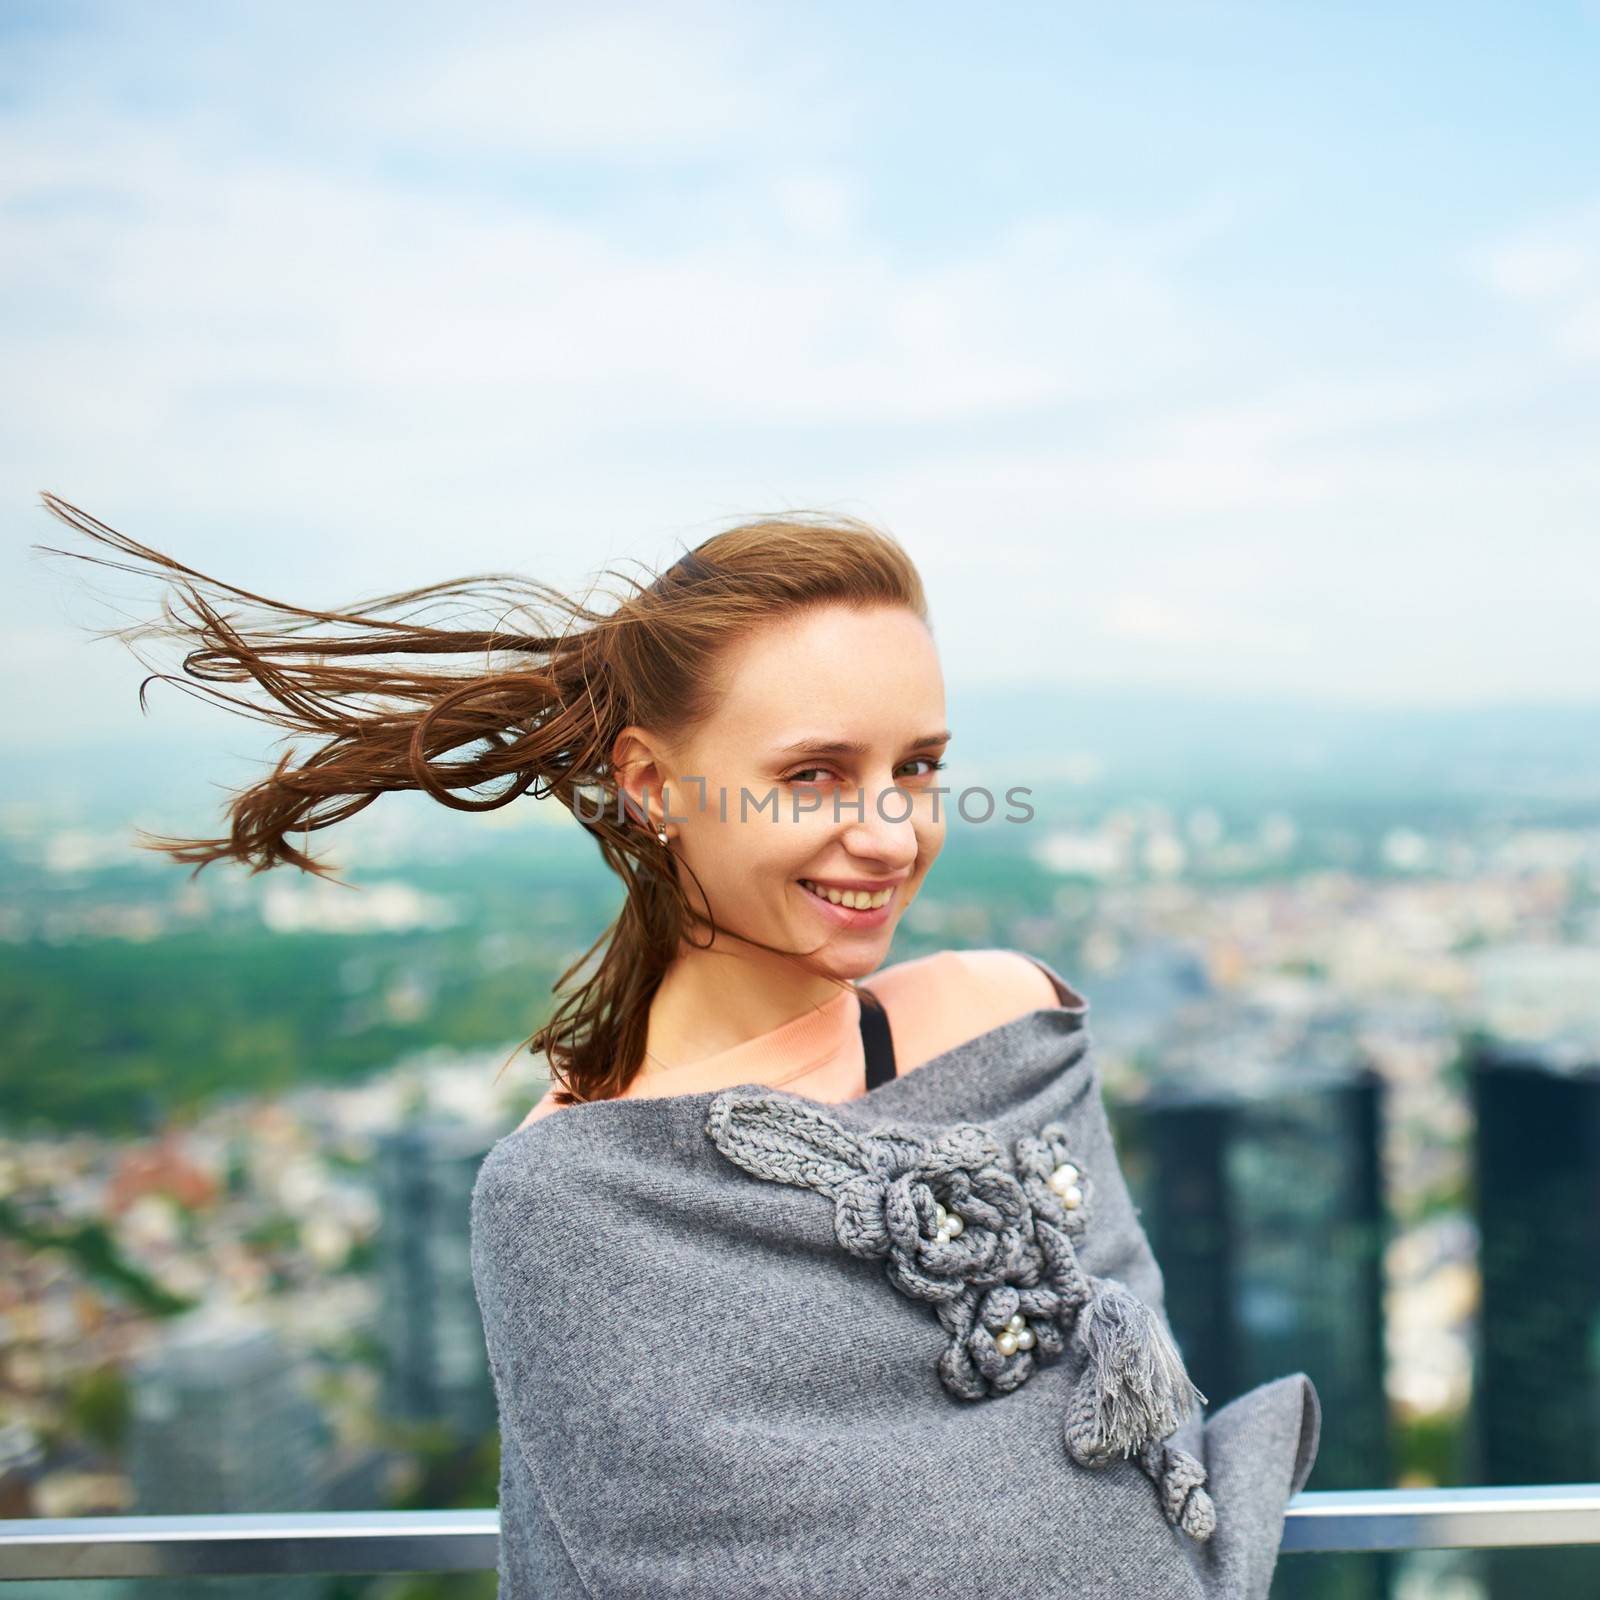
1120, 1001, 1391, 1600
373, 1114, 497, 1441
127, 1309, 328, 1513
122, 1308, 327, 1600
1468, 1029, 1600, 1599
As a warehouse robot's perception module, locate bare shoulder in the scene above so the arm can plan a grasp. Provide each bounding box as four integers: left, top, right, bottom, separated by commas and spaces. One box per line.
518, 1087, 563, 1130
944, 947, 1069, 1015
864, 946, 1072, 1021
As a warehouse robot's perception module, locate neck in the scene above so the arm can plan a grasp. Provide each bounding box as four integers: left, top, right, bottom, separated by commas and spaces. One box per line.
641, 942, 857, 1074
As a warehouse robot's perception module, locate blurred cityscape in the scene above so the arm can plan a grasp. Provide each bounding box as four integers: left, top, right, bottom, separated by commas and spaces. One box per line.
2, 686, 1599, 1599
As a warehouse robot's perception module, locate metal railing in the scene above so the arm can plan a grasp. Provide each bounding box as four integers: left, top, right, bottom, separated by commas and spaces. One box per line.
2, 1486, 1599, 1580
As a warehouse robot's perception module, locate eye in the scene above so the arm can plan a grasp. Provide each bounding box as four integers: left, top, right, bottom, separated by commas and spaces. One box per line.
782, 758, 946, 786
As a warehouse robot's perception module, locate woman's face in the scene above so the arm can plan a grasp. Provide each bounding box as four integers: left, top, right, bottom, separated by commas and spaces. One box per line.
623, 603, 949, 979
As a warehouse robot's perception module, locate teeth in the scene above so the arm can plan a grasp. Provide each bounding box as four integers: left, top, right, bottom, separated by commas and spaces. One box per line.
800, 880, 895, 910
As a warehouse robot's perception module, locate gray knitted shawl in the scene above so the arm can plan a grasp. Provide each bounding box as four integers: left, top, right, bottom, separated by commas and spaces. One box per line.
470, 968, 1321, 1598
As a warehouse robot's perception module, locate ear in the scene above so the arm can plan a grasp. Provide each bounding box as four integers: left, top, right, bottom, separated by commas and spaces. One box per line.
705, 1089, 873, 1195
611, 724, 672, 832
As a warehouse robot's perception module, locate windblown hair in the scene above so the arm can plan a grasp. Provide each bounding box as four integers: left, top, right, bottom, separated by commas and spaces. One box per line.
34, 494, 929, 1106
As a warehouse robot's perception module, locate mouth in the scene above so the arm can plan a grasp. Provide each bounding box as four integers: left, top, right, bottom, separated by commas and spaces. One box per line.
796, 877, 898, 928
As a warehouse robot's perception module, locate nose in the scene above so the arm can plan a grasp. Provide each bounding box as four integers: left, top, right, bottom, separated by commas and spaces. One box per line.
837, 772, 924, 870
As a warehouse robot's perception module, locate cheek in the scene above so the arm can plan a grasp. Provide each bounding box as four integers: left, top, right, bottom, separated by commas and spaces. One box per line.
714, 815, 816, 883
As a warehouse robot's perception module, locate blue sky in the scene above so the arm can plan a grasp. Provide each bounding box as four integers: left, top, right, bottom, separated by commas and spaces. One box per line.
4, 0, 1599, 752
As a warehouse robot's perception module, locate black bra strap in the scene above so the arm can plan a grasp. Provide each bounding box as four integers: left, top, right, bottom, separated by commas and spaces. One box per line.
857, 986, 898, 1090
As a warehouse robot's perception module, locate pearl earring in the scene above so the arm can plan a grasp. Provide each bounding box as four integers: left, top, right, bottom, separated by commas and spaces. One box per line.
657, 827, 669, 845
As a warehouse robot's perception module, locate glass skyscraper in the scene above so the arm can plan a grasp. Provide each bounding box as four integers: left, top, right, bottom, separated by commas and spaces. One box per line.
1120, 1003, 1391, 1599
1468, 1031, 1600, 1599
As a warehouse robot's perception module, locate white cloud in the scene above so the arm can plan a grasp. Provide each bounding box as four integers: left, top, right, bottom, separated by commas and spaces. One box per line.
1469, 198, 1600, 363
772, 172, 857, 243
1480, 239, 1591, 301
2, 119, 1225, 550
367, 9, 814, 156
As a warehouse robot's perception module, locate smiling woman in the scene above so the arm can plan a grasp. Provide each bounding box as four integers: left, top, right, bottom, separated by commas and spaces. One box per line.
608, 594, 956, 1084
38, 494, 1319, 1597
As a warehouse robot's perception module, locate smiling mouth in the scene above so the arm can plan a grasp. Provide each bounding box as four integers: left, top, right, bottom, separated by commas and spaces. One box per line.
797, 879, 897, 911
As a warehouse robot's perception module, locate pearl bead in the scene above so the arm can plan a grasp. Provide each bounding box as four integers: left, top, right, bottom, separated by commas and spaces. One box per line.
1016, 1327, 1035, 1351
1007, 1313, 1026, 1332
934, 1202, 948, 1225
944, 1212, 964, 1237
996, 1330, 1018, 1357
1061, 1186, 1082, 1209
1049, 1163, 1080, 1194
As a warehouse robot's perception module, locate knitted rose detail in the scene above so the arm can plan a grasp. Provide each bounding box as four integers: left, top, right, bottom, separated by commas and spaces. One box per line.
939, 1278, 1072, 1398
834, 1123, 1036, 1304
705, 1090, 1216, 1544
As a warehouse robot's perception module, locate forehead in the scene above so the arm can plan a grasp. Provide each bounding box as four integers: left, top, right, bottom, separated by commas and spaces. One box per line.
703, 605, 943, 742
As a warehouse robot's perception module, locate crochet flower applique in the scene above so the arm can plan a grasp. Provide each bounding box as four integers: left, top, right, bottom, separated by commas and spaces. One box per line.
704, 1090, 1217, 1543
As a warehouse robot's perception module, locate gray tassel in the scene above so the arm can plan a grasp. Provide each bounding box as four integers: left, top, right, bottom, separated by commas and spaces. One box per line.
1067, 1275, 1207, 1463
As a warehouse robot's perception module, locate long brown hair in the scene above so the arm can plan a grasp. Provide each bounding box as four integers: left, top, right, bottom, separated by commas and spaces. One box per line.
34, 494, 930, 1105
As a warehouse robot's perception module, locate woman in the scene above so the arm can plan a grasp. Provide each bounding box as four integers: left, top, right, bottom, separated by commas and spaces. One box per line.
39, 496, 1319, 1598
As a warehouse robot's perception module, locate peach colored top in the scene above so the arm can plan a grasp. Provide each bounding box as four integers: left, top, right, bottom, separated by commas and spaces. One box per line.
520, 947, 1070, 1126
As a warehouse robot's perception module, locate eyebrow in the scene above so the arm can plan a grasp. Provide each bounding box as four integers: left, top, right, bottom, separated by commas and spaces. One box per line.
773, 730, 952, 758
